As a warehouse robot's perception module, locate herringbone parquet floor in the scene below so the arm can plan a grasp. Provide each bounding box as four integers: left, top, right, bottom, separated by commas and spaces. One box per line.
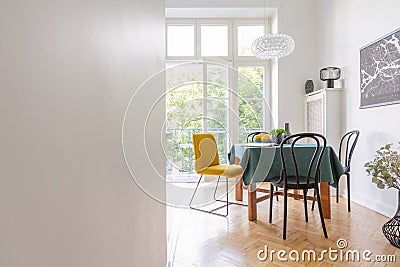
168, 184, 400, 267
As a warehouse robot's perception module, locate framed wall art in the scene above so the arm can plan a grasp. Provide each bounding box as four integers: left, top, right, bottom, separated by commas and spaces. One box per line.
360, 27, 400, 109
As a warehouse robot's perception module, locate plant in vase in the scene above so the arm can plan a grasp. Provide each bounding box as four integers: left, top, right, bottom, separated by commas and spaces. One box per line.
364, 143, 400, 248
269, 128, 286, 145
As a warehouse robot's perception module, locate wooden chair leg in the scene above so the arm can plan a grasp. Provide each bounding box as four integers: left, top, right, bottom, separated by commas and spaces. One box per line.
283, 188, 288, 240
315, 187, 328, 238
303, 189, 308, 222
346, 172, 351, 212
269, 183, 274, 223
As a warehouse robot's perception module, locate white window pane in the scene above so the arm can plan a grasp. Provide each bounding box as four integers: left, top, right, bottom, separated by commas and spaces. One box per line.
167, 25, 194, 57
201, 25, 228, 57
237, 25, 264, 56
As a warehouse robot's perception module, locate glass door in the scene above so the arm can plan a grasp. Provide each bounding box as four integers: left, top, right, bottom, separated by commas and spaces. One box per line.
165, 61, 230, 181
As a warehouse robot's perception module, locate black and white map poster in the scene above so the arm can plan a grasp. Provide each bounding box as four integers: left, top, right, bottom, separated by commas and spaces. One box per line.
360, 28, 400, 108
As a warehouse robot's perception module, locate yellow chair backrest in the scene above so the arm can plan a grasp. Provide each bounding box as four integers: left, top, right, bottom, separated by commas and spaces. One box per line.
192, 133, 220, 172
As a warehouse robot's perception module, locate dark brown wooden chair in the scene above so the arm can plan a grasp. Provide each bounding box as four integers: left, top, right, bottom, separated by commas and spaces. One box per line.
269, 133, 328, 240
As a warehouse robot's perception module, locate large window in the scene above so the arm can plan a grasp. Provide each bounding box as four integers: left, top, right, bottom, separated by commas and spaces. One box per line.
165, 19, 270, 178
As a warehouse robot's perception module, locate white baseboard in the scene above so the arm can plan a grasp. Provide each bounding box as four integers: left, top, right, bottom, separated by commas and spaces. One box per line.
350, 191, 394, 218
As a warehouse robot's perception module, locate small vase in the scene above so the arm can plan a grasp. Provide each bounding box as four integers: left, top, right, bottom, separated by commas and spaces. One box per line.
284, 123, 292, 144
382, 190, 400, 248
271, 134, 284, 145
305, 80, 314, 94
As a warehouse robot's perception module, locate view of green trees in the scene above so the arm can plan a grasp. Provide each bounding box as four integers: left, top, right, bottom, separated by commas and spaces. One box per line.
166, 62, 264, 174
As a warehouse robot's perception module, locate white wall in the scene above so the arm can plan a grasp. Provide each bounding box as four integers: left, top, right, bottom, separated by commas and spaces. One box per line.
316, 0, 400, 217
0, 0, 166, 266
166, 0, 319, 132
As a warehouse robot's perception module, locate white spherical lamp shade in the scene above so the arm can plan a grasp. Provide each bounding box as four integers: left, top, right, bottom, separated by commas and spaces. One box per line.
251, 34, 295, 59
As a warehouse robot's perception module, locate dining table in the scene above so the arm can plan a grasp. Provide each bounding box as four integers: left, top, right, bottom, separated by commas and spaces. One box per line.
228, 142, 344, 221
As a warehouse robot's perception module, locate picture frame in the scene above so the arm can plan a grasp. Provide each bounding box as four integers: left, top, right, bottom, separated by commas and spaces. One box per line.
360, 27, 400, 109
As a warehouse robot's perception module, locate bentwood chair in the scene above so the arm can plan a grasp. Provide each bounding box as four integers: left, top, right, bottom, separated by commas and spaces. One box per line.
247, 131, 279, 201
246, 131, 269, 143
269, 133, 328, 240
337, 130, 360, 212
189, 133, 246, 217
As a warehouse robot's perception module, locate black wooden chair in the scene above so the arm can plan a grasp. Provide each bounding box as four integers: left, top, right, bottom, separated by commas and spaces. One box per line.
269, 133, 328, 240
337, 130, 360, 212
247, 131, 280, 201
246, 131, 269, 143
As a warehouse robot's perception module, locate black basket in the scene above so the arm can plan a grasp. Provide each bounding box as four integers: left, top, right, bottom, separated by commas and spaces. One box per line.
382, 216, 400, 248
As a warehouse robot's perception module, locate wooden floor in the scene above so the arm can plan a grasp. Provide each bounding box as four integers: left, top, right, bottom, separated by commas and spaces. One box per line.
168, 186, 400, 266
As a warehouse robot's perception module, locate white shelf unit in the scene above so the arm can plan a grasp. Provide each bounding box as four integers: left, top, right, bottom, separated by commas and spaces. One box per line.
304, 88, 344, 151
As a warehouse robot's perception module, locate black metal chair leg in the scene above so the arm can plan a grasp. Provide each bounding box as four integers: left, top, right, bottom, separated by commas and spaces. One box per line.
315, 187, 328, 238
346, 172, 351, 212
283, 188, 288, 240
269, 183, 274, 223
276, 186, 279, 201
303, 189, 308, 222
311, 190, 316, 211
336, 178, 340, 203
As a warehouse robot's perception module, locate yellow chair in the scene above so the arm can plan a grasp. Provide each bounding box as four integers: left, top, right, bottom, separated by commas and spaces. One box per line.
189, 133, 245, 217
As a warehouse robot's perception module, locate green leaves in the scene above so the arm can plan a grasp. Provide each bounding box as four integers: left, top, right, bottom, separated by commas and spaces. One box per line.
365, 142, 400, 190
269, 128, 286, 136
377, 183, 385, 189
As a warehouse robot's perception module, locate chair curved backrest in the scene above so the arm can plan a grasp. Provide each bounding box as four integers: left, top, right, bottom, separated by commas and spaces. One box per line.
192, 133, 220, 172
339, 130, 360, 172
279, 133, 327, 187
247, 131, 269, 143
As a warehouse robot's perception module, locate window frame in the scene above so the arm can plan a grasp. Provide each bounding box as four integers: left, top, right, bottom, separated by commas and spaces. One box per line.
165, 18, 272, 145
166, 18, 269, 61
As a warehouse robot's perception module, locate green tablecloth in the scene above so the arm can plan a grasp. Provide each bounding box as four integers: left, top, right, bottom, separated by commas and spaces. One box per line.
229, 143, 344, 187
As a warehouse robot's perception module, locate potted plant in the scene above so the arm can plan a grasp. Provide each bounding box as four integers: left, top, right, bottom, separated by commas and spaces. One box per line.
365, 143, 400, 248
269, 128, 286, 145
